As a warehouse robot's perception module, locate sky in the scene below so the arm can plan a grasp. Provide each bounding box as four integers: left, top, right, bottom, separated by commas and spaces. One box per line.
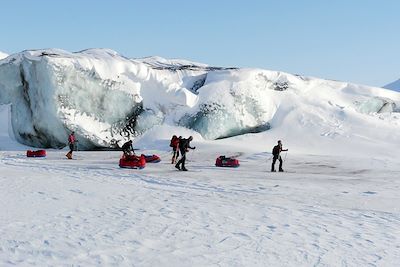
0, 0, 398, 87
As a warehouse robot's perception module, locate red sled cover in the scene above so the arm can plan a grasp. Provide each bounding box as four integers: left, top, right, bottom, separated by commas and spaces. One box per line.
215, 156, 240, 167
119, 154, 146, 169
26, 150, 47, 158
144, 154, 161, 163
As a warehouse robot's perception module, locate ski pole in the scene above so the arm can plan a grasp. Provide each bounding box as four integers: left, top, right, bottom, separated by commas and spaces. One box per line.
194, 148, 197, 162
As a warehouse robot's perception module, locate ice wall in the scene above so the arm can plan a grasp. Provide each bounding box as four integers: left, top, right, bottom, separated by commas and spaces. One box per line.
0, 49, 399, 149
0, 49, 226, 148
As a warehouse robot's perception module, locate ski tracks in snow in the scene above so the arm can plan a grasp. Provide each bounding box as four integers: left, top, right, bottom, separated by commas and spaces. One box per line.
0, 151, 399, 266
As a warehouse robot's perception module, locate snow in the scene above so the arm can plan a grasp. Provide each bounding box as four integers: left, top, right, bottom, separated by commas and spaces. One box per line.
1, 48, 399, 149
0, 52, 8, 60
1, 104, 400, 265
0, 137, 399, 265
1, 48, 400, 265
0, 105, 26, 150
384, 78, 400, 92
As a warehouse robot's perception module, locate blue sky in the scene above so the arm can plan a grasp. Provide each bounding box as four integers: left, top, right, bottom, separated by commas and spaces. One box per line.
0, 0, 398, 86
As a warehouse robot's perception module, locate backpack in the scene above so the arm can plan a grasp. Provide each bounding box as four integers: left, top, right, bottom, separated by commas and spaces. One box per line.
170, 136, 178, 147
272, 145, 280, 156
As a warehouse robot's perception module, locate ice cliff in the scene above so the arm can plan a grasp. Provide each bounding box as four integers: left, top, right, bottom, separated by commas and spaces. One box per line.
0, 49, 399, 149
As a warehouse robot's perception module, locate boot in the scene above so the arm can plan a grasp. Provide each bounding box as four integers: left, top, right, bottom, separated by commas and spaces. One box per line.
181, 162, 188, 171
271, 169, 276, 172
175, 163, 180, 170
66, 152, 72, 159
279, 169, 284, 172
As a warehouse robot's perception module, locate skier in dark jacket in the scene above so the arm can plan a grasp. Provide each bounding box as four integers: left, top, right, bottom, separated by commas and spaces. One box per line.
271, 140, 288, 172
121, 140, 134, 156
175, 136, 196, 171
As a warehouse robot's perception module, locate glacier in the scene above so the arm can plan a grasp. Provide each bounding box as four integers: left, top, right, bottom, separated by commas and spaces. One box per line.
0, 48, 399, 149
0, 52, 8, 60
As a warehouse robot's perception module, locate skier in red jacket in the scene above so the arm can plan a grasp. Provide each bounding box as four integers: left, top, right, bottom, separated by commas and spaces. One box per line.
66, 131, 77, 159
170, 135, 181, 164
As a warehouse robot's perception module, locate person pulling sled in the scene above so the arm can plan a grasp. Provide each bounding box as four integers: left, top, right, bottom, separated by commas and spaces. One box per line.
170, 135, 181, 164
175, 136, 196, 171
271, 140, 288, 172
66, 131, 77, 159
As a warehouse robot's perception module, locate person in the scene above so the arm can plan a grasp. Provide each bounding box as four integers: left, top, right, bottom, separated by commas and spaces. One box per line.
66, 131, 76, 159
271, 140, 288, 172
121, 140, 134, 156
170, 135, 181, 164
175, 136, 196, 171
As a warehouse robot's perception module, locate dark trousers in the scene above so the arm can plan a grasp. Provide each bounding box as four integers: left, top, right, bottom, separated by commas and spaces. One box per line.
176, 149, 187, 169
271, 155, 283, 171
172, 148, 179, 161
69, 143, 75, 154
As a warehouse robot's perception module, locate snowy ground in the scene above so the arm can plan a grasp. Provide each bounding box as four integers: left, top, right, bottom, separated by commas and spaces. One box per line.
1, 58, 399, 266
1, 146, 399, 266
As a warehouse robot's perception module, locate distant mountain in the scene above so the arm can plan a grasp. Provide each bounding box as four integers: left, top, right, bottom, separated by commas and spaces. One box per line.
0, 51, 8, 60
384, 79, 400, 92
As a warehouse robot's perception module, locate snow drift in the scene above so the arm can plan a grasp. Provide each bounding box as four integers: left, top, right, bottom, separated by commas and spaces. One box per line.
0, 49, 399, 149
0, 52, 8, 60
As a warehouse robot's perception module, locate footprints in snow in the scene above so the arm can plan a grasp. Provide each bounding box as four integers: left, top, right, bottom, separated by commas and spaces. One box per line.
341, 191, 378, 196
35, 191, 59, 201
69, 189, 84, 194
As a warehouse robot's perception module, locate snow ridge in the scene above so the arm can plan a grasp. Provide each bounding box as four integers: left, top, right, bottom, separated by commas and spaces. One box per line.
0, 51, 8, 60
0, 48, 399, 153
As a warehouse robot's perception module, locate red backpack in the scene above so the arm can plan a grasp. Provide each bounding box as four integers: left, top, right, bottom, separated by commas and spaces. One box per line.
170, 136, 178, 147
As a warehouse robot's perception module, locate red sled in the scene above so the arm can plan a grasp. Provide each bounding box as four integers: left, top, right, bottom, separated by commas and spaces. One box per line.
215, 156, 240, 168
144, 154, 161, 163
26, 150, 47, 158
119, 154, 146, 169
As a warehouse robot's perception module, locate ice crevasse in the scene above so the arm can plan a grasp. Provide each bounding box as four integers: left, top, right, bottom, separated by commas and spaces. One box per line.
0, 48, 399, 149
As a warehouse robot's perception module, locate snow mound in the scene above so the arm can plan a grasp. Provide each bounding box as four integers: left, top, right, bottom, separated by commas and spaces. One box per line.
0, 48, 399, 152
0, 51, 8, 60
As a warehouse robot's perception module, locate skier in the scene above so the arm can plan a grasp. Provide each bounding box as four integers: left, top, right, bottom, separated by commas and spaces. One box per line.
170, 135, 181, 164
121, 140, 134, 156
271, 140, 288, 172
66, 131, 77, 159
175, 136, 196, 171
